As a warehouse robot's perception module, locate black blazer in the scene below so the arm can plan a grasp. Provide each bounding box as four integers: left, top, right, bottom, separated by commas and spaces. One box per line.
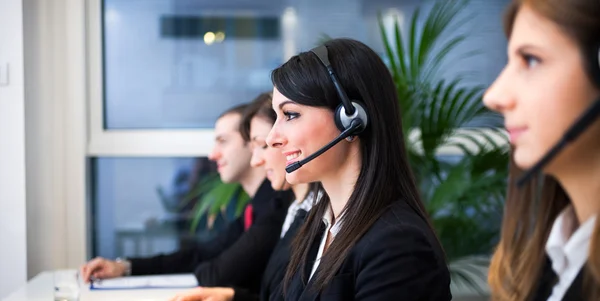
128, 179, 279, 276
232, 209, 309, 301
530, 256, 584, 301
193, 189, 294, 293
282, 200, 451, 301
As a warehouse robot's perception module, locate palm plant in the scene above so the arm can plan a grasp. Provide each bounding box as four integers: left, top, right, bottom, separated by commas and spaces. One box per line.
158, 172, 250, 234
181, 172, 250, 234
378, 0, 509, 295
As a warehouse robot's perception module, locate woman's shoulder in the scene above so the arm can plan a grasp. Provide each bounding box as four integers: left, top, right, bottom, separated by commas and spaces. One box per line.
354, 200, 446, 263
367, 200, 433, 233
342, 200, 451, 300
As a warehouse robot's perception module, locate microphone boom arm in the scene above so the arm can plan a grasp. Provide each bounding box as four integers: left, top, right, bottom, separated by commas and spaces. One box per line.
285, 119, 363, 173
517, 98, 600, 186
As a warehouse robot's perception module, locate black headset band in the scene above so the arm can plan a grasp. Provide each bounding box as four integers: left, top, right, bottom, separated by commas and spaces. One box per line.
589, 44, 600, 88
310, 45, 356, 116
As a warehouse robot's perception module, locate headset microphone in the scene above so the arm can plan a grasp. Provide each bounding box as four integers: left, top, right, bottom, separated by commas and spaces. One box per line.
285, 119, 363, 173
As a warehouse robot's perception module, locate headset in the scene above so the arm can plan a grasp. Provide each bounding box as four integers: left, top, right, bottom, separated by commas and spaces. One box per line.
587, 43, 600, 87
310, 45, 369, 135
285, 45, 369, 173
517, 44, 600, 186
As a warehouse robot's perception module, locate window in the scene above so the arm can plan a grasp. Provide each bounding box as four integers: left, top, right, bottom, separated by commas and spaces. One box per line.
102, 0, 284, 129
88, 0, 509, 259
92, 157, 248, 258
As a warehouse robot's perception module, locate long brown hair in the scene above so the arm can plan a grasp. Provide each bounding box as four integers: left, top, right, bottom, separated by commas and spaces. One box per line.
489, 0, 600, 300
239, 92, 275, 142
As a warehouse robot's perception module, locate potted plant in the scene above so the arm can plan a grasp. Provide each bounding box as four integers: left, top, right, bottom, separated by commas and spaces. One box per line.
378, 0, 509, 296
158, 170, 250, 236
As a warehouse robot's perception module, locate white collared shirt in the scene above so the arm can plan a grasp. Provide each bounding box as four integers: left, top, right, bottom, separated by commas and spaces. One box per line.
545, 206, 597, 301
309, 204, 344, 280
280, 191, 318, 238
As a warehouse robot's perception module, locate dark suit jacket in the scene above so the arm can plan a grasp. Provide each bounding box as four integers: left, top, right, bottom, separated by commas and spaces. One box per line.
530, 256, 584, 301
128, 179, 280, 279
232, 209, 309, 301
282, 200, 451, 301
193, 189, 294, 294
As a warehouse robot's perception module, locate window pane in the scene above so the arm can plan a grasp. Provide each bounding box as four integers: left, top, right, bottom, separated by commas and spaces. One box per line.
101, 0, 508, 129
102, 0, 285, 129
92, 157, 248, 259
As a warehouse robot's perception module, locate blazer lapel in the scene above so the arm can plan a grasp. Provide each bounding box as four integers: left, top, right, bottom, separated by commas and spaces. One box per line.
530, 255, 585, 301
293, 221, 326, 301
531, 256, 557, 301
302, 221, 326, 284
561, 268, 584, 301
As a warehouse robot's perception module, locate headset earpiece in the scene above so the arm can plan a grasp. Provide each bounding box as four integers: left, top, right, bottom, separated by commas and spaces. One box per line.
334, 101, 368, 134
595, 45, 600, 86
310, 44, 370, 137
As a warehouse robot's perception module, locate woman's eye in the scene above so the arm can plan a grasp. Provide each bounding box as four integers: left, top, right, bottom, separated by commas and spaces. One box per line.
261, 144, 268, 150
283, 111, 299, 121
523, 54, 541, 68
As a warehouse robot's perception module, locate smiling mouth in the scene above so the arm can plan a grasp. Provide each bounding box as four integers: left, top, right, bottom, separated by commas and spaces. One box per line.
285, 151, 301, 163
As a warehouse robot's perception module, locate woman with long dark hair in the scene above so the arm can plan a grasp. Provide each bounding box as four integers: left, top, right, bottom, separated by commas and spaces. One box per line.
266, 38, 451, 300
484, 0, 600, 300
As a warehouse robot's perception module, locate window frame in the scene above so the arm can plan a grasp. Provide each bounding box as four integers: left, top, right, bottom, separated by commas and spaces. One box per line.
87, 0, 507, 158
87, 0, 216, 157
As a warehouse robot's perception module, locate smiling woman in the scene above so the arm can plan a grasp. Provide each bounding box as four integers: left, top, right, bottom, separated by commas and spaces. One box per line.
267, 38, 451, 301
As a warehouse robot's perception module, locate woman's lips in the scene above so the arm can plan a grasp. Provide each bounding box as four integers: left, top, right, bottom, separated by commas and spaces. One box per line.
507, 127, 528, 143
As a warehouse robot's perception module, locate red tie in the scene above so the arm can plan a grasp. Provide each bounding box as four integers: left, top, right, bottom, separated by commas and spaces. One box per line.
244, 205, 253, 231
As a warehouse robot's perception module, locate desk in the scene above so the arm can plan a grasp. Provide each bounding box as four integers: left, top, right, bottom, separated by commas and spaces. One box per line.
2, 270, 191, 301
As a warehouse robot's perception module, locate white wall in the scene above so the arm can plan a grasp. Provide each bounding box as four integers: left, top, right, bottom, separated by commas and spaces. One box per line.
23, 0, 88, 278
0, 0, 27, 298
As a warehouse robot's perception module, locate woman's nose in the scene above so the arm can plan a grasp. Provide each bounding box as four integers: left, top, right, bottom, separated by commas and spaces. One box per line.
266, 123, 286, 149
483, 67, 517, 113
250, 149, 265, 167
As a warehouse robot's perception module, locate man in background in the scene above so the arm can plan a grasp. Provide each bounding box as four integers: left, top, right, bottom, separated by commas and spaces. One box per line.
81, 99, 275, 281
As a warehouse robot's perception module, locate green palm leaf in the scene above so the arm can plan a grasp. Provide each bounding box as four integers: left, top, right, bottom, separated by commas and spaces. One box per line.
379, 0, 509, 296
188, 179, 249, 233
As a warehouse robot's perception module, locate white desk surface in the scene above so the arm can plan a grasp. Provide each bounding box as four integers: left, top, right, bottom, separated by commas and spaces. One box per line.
2, 270, 191, 301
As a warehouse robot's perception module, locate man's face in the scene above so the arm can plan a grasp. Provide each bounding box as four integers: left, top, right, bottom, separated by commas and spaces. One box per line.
208, 113, 253, 183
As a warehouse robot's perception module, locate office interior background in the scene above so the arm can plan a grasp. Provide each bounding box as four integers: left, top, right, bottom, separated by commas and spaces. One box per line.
0, 0, 509, 298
